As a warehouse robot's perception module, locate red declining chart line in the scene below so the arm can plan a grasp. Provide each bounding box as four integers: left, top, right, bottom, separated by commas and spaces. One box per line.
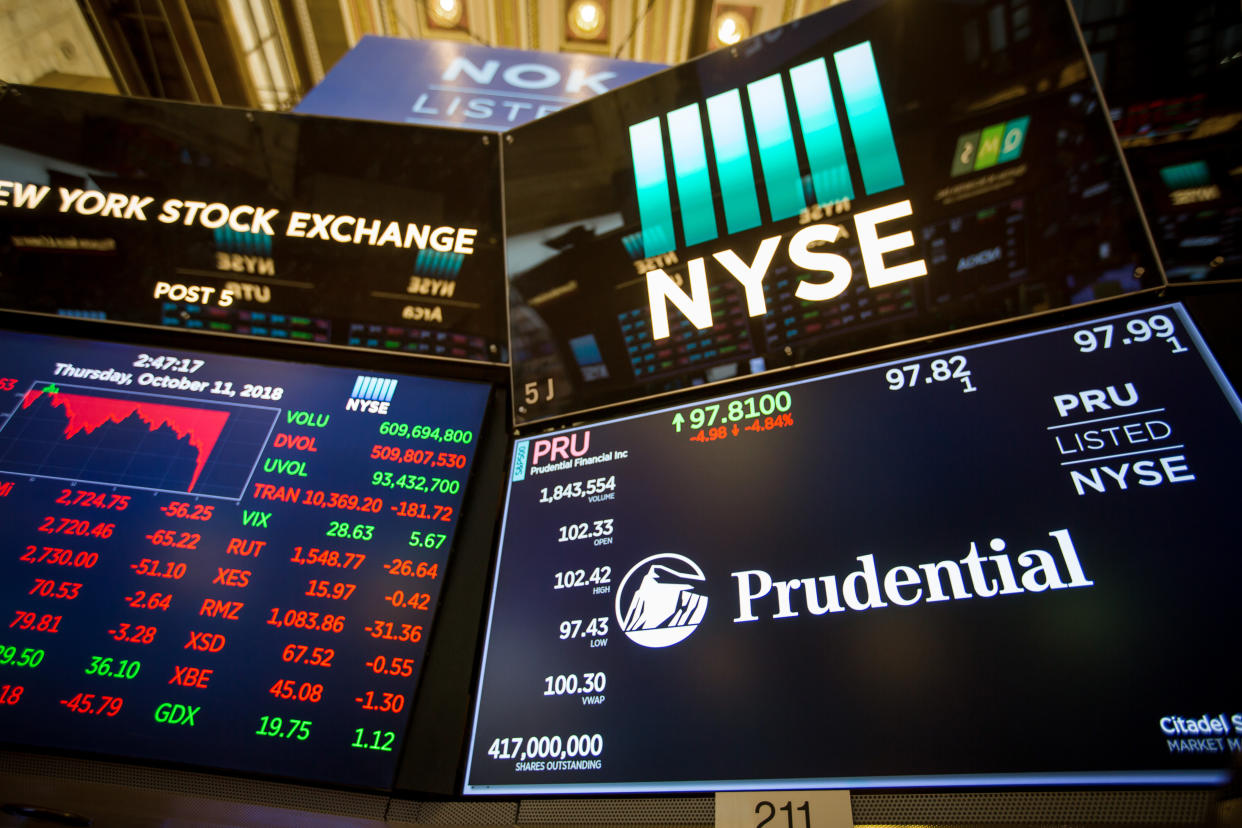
21, 388, 230, 492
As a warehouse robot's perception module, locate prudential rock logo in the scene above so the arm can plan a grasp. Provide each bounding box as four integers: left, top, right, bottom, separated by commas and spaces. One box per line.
616, 554, 709, 648
615, 529, 1095, 649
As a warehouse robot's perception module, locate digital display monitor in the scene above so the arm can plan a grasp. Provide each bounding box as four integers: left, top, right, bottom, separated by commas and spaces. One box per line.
1124, 143, 1241, 284
467, 301, 1241, 793
0, 85, 507, 363
0, 324, 491, 789
503, 0, 1163, 425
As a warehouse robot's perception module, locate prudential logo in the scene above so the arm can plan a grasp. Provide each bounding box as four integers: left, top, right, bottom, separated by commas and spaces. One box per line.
612, 529, 1094, 649
616, 553, 709, 648
628, 40, 904, 258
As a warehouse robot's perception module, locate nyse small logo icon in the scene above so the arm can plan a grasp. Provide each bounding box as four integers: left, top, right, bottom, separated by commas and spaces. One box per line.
616, 553, 708, 648
346, 375, 397, 414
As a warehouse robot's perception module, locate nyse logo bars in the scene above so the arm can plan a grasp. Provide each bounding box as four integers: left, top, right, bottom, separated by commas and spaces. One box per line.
466, 301, 1242, 793
502, 0, 1162, 425
629, 41, 902, 256
627, 40, 929, 343
0, 328, 489, 789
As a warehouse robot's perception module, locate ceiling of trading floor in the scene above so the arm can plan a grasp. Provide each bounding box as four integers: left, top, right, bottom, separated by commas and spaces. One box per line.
370, 0, 852, 66
0, 0, 854, 111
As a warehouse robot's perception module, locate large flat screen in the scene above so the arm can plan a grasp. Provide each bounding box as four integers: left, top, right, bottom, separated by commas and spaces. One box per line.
0, 325, 491, 789
503, 0, 1163, 425
0, 85, 507, 363
466, 300, 1241, 793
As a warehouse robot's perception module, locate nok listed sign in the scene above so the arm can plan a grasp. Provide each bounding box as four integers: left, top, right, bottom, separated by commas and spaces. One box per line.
502, 0, 1164, 425
296, 37, 664, 131
465, 300, 1242, 793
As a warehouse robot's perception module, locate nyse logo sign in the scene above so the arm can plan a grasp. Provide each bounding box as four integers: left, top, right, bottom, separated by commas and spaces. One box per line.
628, 41, 927, 341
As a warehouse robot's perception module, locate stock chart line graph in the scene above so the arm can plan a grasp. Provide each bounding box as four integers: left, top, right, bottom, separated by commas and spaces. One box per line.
21, 386, 229, 491
0, 383, 279, 500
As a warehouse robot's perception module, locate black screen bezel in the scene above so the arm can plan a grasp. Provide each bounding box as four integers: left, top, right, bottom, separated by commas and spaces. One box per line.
0, 307, 511, 795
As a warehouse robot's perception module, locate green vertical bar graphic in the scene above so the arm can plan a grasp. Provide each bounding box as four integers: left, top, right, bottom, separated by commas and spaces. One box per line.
973, 122, 1004, 170
629, 117, 677, 256
747, 73, 806, 221
705, 89, 762, 234
668, 103, 719, 248
950, 130, 980, 177
833, 41, 904, 194
1159, 161, 1210, 190
996, 116, 1029, 164
789, 57, 854, 204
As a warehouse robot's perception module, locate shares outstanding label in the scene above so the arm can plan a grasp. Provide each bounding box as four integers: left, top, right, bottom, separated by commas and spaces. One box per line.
0, 329, 490, 788
465, 302, 1242, 794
